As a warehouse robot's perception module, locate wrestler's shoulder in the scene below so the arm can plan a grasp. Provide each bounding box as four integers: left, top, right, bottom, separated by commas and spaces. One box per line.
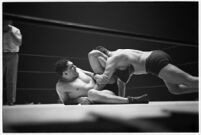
115, 49, 134, 54
56, 80, 74, 91
113, 50, 131, 57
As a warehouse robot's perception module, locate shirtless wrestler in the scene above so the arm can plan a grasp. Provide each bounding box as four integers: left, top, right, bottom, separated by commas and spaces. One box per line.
88, 46, 198, 95
55, 59, 148, 105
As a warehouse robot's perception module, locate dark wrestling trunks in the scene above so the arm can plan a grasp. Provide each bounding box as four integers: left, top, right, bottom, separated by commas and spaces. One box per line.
145, 50, 172, 76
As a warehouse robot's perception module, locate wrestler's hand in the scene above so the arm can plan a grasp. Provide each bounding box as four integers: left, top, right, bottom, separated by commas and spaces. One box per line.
94, 83, 105, 90
94, 74, 110, 84
78, 97, 93, 105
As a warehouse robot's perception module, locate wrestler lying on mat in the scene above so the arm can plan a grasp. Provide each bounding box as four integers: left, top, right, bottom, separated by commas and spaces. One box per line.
88, 46, 198, 95
55, 59, 148, 105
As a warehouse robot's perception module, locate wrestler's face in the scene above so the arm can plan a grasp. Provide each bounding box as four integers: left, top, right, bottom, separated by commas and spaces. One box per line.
62, 61, 79, 81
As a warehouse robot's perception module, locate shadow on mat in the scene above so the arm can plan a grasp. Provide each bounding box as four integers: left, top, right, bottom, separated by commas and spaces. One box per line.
4, 111, 198, 132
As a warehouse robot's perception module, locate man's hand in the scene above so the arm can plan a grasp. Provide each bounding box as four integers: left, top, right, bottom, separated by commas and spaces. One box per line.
94, 74, 110, 84
94, 83, 105, 90
77, 97, 93, 105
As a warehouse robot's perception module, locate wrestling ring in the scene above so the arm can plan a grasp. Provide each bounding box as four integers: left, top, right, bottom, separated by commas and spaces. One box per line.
3, 12, 199, 132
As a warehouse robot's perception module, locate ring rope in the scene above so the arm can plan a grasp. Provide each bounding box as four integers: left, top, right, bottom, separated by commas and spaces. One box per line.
4, 13, 197, 48
17, 88, 55, 91
162, 45, 198, 51
19, 53, 88, 60
19, 52, 198, 66
18, 71, 56, 74
127, 85, 166, 90
18, 61, 198, 74
178, 61, 198, 66
162, 46, 179, 51
16, 85, 165, 91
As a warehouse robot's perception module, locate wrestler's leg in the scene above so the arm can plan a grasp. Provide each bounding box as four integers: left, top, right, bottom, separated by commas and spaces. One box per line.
88, 50, 116, 83
158, 64, 198, 94
88, 50, 108, 74
98, 56, 106, 68
88, 89, 128, 104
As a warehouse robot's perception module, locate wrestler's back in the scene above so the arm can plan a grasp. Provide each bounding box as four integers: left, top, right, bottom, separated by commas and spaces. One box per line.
113, 49, 152, 74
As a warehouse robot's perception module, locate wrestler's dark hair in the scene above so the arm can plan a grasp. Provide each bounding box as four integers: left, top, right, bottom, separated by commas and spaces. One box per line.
95, 46, 109, 56
55, 58, 69, 76
3, 16, 13, 25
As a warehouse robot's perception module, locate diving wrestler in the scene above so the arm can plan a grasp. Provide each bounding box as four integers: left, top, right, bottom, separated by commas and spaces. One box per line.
55, 59, 148, 105
88, 46, 198, 95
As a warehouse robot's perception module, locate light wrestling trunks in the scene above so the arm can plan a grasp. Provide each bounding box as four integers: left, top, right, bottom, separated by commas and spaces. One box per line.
145, 50, 172, 76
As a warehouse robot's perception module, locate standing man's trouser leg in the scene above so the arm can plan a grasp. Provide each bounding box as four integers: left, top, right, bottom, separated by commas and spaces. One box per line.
3, 53, 19, 103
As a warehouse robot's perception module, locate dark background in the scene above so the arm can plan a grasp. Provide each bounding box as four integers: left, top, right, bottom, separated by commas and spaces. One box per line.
3, 2, 198, 104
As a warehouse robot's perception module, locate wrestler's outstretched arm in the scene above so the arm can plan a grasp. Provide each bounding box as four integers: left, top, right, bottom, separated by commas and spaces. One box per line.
83, 68, 123, 91
80, 69, 105, 90
117, 78, 126, 97
72, 97, 93, 105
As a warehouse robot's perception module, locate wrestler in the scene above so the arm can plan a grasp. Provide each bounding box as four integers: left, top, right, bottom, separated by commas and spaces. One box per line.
88, 46, 198, 95
55, 59, 148, 105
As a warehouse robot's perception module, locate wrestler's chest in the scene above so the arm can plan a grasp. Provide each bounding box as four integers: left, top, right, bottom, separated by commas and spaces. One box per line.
78, 73, 93, 83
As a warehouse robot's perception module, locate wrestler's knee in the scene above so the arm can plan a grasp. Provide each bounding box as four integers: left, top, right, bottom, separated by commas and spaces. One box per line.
88, 50, 100, 57
168, 85, 181, 95
88, 89, 100, 101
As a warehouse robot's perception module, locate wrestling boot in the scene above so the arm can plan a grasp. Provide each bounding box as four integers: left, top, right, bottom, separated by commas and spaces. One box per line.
127, 94, 149, 104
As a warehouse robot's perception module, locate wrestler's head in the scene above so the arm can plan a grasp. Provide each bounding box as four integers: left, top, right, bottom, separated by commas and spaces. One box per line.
95, 46, 110, 56
3, 19, 13, 32
55, 59, 79, 81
